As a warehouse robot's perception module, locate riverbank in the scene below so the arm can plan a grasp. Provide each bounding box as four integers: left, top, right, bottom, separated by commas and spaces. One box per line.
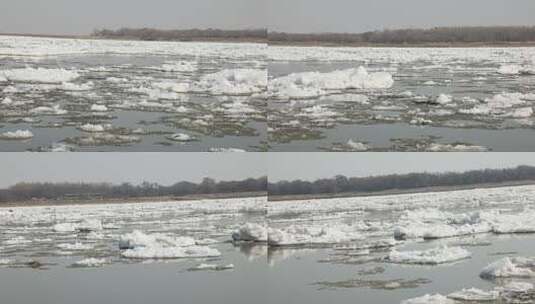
269, 180, 535, 201
0, 191, 266, 208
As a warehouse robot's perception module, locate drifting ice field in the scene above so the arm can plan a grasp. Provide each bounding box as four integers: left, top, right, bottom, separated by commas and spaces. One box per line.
0, 36, 267, 152
267, 185, 535, 303
268, 46, 535, 151
0, 197, 267, 304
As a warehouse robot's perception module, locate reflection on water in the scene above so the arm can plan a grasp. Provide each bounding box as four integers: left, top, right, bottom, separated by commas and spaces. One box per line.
267, 234, 535, 304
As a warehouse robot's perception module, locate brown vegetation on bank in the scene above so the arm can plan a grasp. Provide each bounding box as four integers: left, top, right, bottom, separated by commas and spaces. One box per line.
92, 28, 267, 43
0, 177, 267, 205
269, 26, 535, 46
268, 166, 535, 199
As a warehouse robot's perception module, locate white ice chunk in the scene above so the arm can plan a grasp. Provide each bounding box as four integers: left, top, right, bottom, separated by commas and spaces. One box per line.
2, 67, 79, 83
448, 288, 499, 301
196, 68, 266, 95
480, 257, 535, 279
387, 246, 471, 265
72, 258, 108, 267
90, 104, 108, 112
57, 242, 93, 250
268, 224, 362, 246
270, 66, 393, 100
188, 263, 234, 271
401, 294, 454, 304
232, 223, 267, 242
0, 129, 34, 140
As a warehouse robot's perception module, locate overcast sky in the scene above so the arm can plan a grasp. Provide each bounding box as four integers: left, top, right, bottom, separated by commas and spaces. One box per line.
2, 0, 534, 35
0, 153, 265, 188
269, 153, 535, 182
0, 0, 265, 35
268, 0, 535, 33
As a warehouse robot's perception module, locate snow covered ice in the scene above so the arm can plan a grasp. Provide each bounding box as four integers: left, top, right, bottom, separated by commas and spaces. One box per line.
0, 196, 266, 268
386, 246, 471, 265
267, 45, 535, 151
0, 35, 267, 151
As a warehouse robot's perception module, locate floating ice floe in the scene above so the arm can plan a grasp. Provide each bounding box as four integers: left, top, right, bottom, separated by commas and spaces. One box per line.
480, 257, 535, 279
2, 67, 80, 83
394, 209, 491, 240
61, 81, 93, 91
53, 219, 102, 233
386, 246, 471, 265
66, 133, 141, 146
268, 224, 363, 247
426, 143, 489, 152
409, 117, 433, 126
485, 209, 535, 234
159, 61, 197, 72
188, 263, 234, 271
53, 222, 77, 232
497, 64, 535, 75
208, 147, 247, 152
166, 133, 196, 142
321, 93, 369, 104
498, 65, 522, 75
345, 139, 370, 151
78, 123, 108, 133
195, 68, 266, 95
3, 236, 32, 245
232, 223, 268, 242
57, 242, 93, 250
447, 288, 499, 301
152, 81, 190, 93
71, 258, 108, 267
0, 129, 34, 140
435, 94, 453, 104
106, 77, 128, 83
447, 282, 534, 302
90, 104, 108, 112
0, 258, 12, 265
269, 66, 394, 100
502, 106, 534, 118
400, 294, 454, 304
119, 230, 221, 259
29, 105, 68, 115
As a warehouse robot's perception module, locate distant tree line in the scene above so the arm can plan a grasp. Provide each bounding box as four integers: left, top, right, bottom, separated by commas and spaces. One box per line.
92, 28, 267, 42
269, 26, 535, 45
0, 177, 267, 203
268, 166, 535, 196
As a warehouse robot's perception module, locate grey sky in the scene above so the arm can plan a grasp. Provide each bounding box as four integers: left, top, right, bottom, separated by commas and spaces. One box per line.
269, 153, 535, 182
268, 0, 535, 33
0, 0, 265, 35
0, 153, 265, 188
